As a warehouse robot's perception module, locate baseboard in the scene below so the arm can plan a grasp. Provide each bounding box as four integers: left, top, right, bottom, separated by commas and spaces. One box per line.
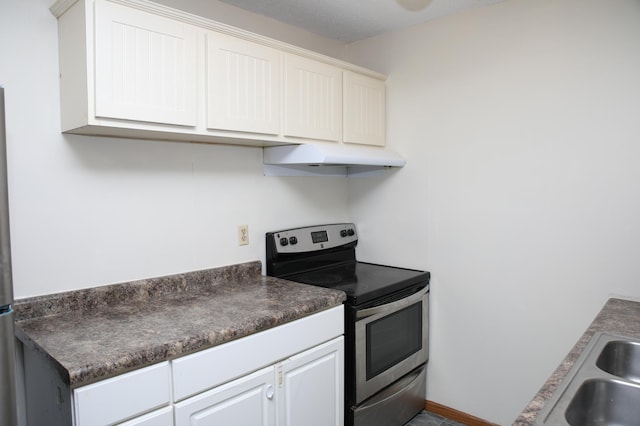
425, 400, 499, 426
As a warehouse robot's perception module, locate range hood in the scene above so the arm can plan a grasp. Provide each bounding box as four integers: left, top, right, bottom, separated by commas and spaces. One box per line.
263, 144, 406, 177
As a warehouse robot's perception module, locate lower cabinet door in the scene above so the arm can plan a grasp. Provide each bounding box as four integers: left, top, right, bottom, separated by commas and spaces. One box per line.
174, 365, 276, 426
277, 337, 344, 426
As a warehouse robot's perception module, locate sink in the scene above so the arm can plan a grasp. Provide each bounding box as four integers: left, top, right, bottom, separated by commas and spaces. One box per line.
564, 379, 640, 426
535, 333, 640, 425
596, 340, 640, 383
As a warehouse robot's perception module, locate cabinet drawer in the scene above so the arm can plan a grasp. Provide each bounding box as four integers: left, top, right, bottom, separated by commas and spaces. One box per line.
119, 406, 173, 426
73, 362, 171, 426
172, 305, 344, 401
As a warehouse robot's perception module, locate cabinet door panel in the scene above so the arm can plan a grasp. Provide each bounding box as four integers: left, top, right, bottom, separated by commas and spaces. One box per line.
278, 337, 344, 426
175, 365, 276, 426
343, 71, 386, 146
207, 33, 281, 135
284, 54, 341, 142
94, 0, 197, 126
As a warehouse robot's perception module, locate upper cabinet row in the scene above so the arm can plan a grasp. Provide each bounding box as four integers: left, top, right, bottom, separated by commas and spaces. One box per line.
51, 0, 386, 147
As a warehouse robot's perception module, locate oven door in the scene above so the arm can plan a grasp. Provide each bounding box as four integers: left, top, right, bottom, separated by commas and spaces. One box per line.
354, 285, 429, 404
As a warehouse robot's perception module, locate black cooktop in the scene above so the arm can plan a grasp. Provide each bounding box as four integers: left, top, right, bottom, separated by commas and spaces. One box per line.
285, 261, 430, 306
266, 223, 430, 306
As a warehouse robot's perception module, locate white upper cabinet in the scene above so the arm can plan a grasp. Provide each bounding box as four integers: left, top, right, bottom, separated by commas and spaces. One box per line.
94, 0, 197, 126
343, 71, 386, 147
51, 0, 386, 147
284, 54, 342, 142
206, 33, 281, 135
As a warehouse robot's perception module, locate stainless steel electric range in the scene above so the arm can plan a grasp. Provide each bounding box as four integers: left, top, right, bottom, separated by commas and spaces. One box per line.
266, 223, 430, 426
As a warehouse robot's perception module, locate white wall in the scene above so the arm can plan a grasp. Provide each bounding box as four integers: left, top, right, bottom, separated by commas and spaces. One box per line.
0, 0, 350, 298
7, 0, 640, 422
346, 0, 640, 423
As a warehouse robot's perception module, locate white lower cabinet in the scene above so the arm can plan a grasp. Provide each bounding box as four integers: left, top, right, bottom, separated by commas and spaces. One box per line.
28, 307, 343, 425
175, 337, 344, 426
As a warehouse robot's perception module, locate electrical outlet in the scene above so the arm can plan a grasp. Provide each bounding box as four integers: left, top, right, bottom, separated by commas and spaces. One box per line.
238, 224, 249, 246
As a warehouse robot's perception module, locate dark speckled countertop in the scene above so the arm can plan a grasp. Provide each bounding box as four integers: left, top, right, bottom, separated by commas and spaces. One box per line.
14, 261, 346, 389
513, 298, 640, 425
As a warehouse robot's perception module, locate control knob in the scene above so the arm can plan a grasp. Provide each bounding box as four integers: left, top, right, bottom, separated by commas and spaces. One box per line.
279, 237, 288, 246
289, 236, 298, 245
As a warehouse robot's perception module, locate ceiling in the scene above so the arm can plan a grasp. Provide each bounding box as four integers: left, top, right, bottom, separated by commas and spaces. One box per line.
219, 0, 508, 43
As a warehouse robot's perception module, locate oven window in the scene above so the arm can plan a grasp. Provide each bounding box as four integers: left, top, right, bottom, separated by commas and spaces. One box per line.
366, 303, 422, 380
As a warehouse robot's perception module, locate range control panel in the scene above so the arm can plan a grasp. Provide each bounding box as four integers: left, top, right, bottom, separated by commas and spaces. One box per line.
269, 223, 357, 254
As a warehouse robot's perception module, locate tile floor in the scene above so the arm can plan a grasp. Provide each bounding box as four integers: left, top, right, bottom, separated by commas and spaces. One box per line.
404, 410, 466, 426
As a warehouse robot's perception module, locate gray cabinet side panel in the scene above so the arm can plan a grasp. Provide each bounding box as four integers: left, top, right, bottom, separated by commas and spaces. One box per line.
23, 346, 72, 426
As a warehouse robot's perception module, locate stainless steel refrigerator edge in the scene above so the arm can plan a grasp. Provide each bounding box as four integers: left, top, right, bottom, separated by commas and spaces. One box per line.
0, 86, 19, 425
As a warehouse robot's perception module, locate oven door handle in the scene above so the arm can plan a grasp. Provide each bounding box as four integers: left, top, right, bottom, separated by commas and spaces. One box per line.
356, 286, 428, 320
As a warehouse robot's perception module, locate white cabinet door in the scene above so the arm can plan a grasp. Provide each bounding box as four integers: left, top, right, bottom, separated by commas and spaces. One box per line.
284, 54, 342, 142
94, 0, 197, 126
175, 365, 276, 426
277, 337, 344, 426
343, 71, 386, 146
207, 32, 281, 135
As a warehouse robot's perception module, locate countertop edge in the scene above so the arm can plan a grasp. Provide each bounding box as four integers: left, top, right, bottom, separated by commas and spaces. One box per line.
513, 297, 640, 425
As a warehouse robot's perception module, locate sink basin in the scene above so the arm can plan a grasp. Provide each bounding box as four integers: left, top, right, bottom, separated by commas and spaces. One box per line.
535, 333, 640, 425
596, 340, 640, 383
565, 379, 640, 426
